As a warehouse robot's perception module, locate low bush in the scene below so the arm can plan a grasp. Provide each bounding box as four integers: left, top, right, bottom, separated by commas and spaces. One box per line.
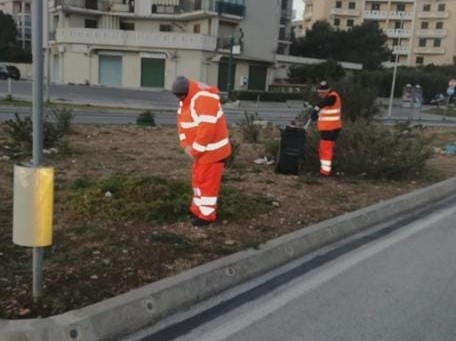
136, 111, 156, 126
3, 108, 73, 155
299, 121, 432, 179
239, 112, 261, 143
64, 174, 271, 223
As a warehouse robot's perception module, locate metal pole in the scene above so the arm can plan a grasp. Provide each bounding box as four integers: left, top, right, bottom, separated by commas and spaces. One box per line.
44, 0, 50, 103
226, 35, 234, 94
387, 19, 403, 119
32, 0, 44, 301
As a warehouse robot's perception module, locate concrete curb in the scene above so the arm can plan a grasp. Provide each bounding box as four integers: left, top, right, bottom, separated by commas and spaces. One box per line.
2, 177, 456, 341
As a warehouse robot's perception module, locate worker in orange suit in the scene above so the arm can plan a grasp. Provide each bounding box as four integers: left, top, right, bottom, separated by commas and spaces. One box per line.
311, 81, 342, 176
171, 76, 232, 226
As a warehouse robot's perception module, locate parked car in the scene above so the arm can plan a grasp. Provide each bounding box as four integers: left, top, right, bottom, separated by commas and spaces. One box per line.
0, 64, 20, 80
424, 93, 446, 105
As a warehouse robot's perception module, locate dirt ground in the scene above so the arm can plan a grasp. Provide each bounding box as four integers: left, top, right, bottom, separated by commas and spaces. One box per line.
0, 123, 455, 319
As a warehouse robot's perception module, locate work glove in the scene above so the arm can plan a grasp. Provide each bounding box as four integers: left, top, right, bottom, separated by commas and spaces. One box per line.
311, 107, 319, 122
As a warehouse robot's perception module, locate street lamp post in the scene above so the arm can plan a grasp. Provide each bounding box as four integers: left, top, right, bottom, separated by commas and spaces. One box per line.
387, 19, 404, 119
226, 35, 235, 95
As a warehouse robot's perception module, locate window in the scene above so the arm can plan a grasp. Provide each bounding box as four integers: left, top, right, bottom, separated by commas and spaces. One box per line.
347, 19, 354, 27
396, 4, 405, 12
421, 21, 429, 29
423, 4, 430, 11
84, 19, 98, 28
334, 18, 340, 26
434, 38, 441, 47
416, 56, 424, 64
436, 22, 443, 29
392, 38, 399, 46
371, 3, 380, 11
159, 24, 172, 32
438, 4, 445, 11
394, 21, 402, 29
348, 2, 355, 9
193, 24, 201, 33
418, 38, 426, 47
120, 22, 135, 30
336, 1, 342, 9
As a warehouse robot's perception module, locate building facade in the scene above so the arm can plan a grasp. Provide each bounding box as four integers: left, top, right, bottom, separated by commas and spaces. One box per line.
0, 0, 32, 49
303, 0, 456, 66
48, 0, 293, 90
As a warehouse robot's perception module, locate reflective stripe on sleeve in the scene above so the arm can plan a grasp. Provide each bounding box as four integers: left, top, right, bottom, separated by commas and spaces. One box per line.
180, 121, 198, 129
319, 116, 341, 122
179, 134, 186, 141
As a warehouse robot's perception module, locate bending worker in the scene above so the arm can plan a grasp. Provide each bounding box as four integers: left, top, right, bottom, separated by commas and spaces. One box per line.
311, 81, 342, 176
171, 76, 232, 227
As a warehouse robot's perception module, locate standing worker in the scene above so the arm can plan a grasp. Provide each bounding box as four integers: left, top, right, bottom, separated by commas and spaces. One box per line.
311, 81, 342, 176
171, 76, 232, 226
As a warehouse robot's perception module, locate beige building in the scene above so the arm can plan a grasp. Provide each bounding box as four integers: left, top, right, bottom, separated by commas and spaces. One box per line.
0, 0, 32, 49
303, 0, 456, 66
47, 0, 294, 90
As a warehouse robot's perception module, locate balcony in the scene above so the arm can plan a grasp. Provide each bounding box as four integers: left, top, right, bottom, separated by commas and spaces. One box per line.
417, 11, 450, 19
391, 45, 410, 55
215, 1, 245, 17
55, 28, 217, 51
52, 0, 133, 12
388, 11, 413, 20
415, 29, 447, 38
386, 28, 411, 38
330, 8, 361, 17
363, 10, 389, 20
413, 47, 445, 55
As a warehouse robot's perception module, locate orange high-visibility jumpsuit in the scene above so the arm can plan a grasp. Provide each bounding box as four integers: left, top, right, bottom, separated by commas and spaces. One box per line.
177, 81, 231, 222
315, 90, 342, 176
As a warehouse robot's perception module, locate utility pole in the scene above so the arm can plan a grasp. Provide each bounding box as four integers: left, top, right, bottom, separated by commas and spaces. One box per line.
387, 18, 404, 119
32, 0, 44, 300
226, 35, 234, 95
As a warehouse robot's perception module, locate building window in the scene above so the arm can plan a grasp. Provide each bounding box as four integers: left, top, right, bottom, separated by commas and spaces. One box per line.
347, 19, 354, 27
421, 21, 428, 29
436, 22, 443, 29
348, 2, 355, 9
394, 21, 402, 29
371, 3, 380, 11
423, 4, 430, 11
193, 24, 201, 33
396, 4, 405, 12
418, 38, 426, 47
392, 38, 399, 46
434, 39, 441, 47
416, 56, 424, 64
120, 22, 135, 30
334, 18, 340, 26
438, 4, 445, 11
84, 19, 98, 28
159, 24, 172, 32
336, 1, 342, 9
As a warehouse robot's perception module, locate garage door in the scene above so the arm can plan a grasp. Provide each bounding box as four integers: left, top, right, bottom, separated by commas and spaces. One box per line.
141, 58, 165, 88
218, 58, 236, 92
248, 64, 267, 91
99, 55, 122, 86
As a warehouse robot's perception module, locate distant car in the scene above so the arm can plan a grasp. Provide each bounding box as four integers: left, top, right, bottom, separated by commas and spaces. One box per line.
424, 93, 446, 105
0, 64, 20, 80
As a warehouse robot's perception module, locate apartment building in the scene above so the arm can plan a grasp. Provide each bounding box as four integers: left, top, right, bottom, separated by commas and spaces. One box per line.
303, 0, 456, 66
0, 0, 32, 49
48, 0, 293, 90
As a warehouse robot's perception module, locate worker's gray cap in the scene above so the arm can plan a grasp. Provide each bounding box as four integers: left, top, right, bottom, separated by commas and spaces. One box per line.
172, 76, 189, 96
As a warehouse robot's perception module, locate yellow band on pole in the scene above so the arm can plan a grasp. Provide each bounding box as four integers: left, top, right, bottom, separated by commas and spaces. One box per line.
13, 165, 54, 247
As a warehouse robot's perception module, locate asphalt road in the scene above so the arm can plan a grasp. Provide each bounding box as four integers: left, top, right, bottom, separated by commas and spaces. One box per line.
1, 80, 455, 127
125, 196, 456, 341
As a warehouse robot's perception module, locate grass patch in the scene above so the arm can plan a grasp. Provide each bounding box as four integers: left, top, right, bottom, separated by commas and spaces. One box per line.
64, 175, 272, 224
425, 105, 456, 117
151, 232, 196, 251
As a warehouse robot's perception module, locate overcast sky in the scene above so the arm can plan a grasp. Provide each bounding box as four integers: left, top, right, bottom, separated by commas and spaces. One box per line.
293, 0, 305, 20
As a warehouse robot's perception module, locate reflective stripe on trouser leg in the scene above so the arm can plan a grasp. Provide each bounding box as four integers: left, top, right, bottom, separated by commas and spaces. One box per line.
319, 139, 335, 176
190, 161, 224, 221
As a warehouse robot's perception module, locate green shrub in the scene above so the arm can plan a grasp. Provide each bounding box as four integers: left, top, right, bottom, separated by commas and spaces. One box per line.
3, 108, 73, 154
262, 138, 280, 160
336, 121, 432, 179
239, 112, 261, 143
225, 139, 240, 168
64, 175, 271, 223
136, 111, 156, 126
